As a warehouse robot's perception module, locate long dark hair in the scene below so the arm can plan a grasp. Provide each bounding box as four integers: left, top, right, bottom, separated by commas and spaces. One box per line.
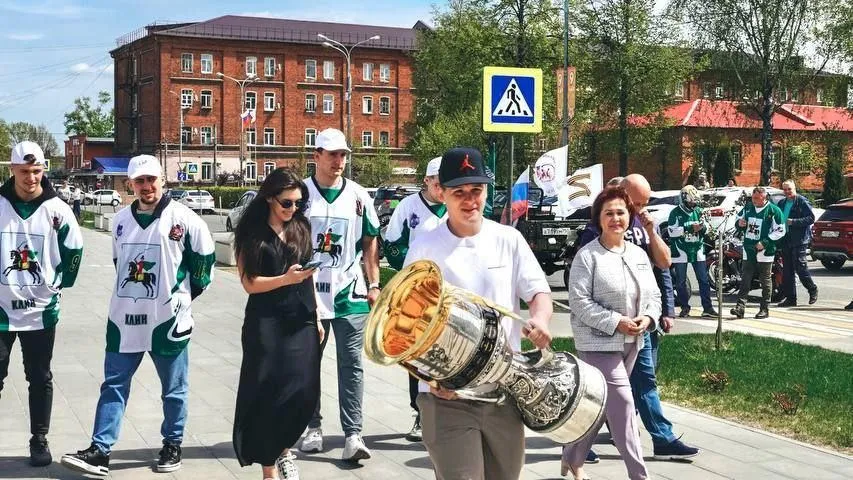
234, 168, 311, 279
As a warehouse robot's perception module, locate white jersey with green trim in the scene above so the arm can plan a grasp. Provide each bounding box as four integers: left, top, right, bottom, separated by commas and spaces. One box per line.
107, 198, 215, 354
383, 192, 447, 270
304, 177, 380, 320
0, 195, 83, 332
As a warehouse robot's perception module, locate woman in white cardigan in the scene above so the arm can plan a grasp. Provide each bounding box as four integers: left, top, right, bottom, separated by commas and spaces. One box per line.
563, 186, 661, 480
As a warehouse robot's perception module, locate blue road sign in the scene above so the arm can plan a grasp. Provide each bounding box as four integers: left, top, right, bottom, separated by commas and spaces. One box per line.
482, 66, 542, 133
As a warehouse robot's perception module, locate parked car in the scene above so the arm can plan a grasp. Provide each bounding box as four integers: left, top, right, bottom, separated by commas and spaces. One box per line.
177, 189, 215, 214
167, 189, 185, 201
646, 190, 682, 231
810, 198, 853, 271
700, 186, 784, 232
374, 184, 420, 227
84, 189, 122, 206
226, 190, 257, 231
365, 187, 378, 199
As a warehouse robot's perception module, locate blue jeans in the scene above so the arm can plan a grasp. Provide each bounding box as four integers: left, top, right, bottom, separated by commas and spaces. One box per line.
673, 261, 713, 312
309, 315, 365, 436
92, 349, 189, 454
630, 331, 676, 447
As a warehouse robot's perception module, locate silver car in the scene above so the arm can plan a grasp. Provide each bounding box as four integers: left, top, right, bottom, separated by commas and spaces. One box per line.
226, 190, 257, 231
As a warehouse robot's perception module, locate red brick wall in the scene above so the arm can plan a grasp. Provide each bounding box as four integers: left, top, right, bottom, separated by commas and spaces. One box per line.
63, 135, 113, 170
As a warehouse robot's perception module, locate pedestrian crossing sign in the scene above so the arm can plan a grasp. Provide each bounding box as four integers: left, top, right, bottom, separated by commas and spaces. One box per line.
482, 66, 542, 133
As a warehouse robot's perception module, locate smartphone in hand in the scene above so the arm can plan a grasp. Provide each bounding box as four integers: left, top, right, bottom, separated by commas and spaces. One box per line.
298, 260, 323, 271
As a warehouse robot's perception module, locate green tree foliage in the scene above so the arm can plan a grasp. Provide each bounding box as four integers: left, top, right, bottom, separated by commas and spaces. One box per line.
63, 90, 114, 137
4, 121, 59, 157
822, 144, 849, 206
352, 147, 395, 187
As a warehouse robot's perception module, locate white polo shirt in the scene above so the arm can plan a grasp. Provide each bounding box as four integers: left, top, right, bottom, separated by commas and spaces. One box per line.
404, 218, 551, 393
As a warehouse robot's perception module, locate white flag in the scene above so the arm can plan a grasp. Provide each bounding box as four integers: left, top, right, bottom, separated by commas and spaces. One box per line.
531, 145, 568, 197
556, 164, 603, 218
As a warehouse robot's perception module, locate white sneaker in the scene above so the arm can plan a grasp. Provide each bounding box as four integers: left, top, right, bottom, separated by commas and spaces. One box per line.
342, 434, 371, 462
275, 452, 299, 479
300, 428, 323, 453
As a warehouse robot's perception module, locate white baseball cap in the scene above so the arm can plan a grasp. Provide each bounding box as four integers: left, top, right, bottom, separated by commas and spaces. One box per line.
315, 128, 351, 152
426, 157, 442, 177
127, 154, 162, 179
11, 141, 46, 165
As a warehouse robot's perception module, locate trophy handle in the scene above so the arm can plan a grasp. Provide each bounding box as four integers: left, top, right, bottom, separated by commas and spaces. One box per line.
403, 362, 506, 404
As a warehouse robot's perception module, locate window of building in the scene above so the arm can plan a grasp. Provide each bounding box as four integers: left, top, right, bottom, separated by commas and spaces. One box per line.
200, 90, 212, 109
363, 62, 373, 81
200, 54, 213, 74
323, 60, 335, 80
539, 138, 547, 150
379, 131, 389, 146
702, 82, 711, 98
378, 96, 391, 115
246, 128, 256, 146
305, 128, 317, 146
791, 89, 800, 103
362, 96, 373, 114
379, 63, 391, 82
246, 56, 257, 77
816, 88, 824, 104
264, 162, 275, 177
362, 131, 373, 147
323, 94, 334, 113
245, 162, 257, 180
245, 91, 257, 111
264, 92, 275, 112
200, 126, 213, 145
201, 162, 212, 181
305, 94, 317, 113
181, 89, 193, 108
264, 57, 276, 77
181, 53, 192, 73
674, 82, 685, 98
731, 142, 743, 170
306, 162, 317, 177
715, 84, 724, 99
181, 126, 192, 144
264, 128, 275, 145
770, 143, 782, 171
305, 59, 316, 80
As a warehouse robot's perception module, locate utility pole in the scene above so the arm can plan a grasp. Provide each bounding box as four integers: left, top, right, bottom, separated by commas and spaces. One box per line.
560, 0, 571, 162
217, 72, 257, 186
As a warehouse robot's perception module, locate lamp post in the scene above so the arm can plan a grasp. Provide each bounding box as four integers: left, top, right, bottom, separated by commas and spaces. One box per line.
216, 71, 257, 185
318, 33, 380, 179
168, 90, 191, 183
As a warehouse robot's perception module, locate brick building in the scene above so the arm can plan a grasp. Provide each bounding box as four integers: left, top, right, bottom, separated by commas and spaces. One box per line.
110, 16, 424, 184
63, 135, 114, 171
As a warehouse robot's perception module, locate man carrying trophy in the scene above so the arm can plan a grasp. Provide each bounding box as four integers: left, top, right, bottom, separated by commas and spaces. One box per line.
402, 147, 554, 480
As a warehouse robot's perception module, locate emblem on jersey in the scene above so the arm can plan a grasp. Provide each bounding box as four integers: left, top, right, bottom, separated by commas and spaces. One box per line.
116, 224, 124, 238
1, 233, 45, 287
409, 213, 420, 229
168, 224, 184, 242
311, 218, 349, 269
52, 215, 61, 231
356, 199, 363, 217
117, 244, 161, 301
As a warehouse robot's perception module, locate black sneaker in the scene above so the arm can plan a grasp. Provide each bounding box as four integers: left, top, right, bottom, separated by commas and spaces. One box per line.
29, 436, 52, 467
157, 443, 182, 473
755, 307, 769, 319
585, 449, 599, 464
777, 299, 797, 307
405, 416, 422, 442
730, 304, 744, 319
653, 438, 700, 460
846, 300, 853, 311
808, 289, 818, 305
701, 309, 718, 319
60, 444, 110, 476
678, 307, 691, 318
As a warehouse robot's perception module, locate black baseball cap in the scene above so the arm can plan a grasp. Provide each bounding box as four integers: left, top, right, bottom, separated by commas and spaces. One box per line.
439, 147, 494, 187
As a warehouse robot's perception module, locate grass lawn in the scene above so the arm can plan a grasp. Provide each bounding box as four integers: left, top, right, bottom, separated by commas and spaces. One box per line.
534, 333, 853, 453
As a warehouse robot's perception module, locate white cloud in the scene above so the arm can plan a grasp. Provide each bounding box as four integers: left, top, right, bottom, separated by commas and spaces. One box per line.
69, 62, 113, 74
70, 63, 91, 73
1, 1, 85, 18
5, 33, 44, 41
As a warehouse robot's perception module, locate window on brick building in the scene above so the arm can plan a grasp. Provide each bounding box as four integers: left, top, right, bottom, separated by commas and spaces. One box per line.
245, 91, 257, 111
816, 88, 824, 104
702, 82, 711, 98
363, 62, 373, 81
362, 131, 373, 147
181, 53, 192, 73
305, 94, 317, 113
791, 89, 800, 103
201, 162, 212, 181
539, 138, 547, 150
265, 57, 276, 77
181, 126, 192, 144
305, 59, 317, 80
379, 96, 390, 115
264, 162, 275, 177
306, 162, 317, 176
715, 84, 724, 99
200, 90, 212, 109
246, 56, 257, 77
246, 128, 256, 146
264, 92, 275, 112
181, 89, 193, 108
363, 96, 373, 114
379, 131, 389, 146
323, 60, 335, 80
305, 128, 317, 147
245, 162, 257, 180
674, 82, 684, 98
379, 63, 391, 82
323, 94, 334, 113
201, 54, 213, 74
770, 143, 782, 171
264, 128, 275, 145
200, 126, 213, 145
731, 142, 743, 170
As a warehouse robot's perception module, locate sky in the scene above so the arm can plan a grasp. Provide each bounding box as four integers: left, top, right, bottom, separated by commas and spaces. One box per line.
0, 0, 435, 151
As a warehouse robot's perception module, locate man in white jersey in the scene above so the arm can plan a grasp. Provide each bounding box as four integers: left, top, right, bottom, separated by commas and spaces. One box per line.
404, 147, 553, 480
300, 128, 380, 462
383, 156, 445, 441
0, 141, 83, 467
61, 155, 215, 476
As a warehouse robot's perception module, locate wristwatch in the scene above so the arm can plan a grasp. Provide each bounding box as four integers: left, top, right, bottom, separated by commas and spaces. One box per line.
368, 282, 381, 291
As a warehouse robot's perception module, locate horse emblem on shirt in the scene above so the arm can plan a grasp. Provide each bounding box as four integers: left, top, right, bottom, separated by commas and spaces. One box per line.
120, 253, 158, 297
315, 228, 343, 267
3, 241, 42, 284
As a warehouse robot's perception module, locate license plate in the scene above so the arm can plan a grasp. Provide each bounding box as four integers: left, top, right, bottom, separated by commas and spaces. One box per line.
821, 230, 840, 238
542, 227, 570, 236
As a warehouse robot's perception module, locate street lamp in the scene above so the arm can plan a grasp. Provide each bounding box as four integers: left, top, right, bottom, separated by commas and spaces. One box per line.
217, 71, 257, 185
168, 90, 193, 183
318, 33, 380, 178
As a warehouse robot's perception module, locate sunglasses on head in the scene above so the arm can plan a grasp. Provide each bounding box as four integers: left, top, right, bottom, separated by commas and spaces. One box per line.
275, 198, 304, 209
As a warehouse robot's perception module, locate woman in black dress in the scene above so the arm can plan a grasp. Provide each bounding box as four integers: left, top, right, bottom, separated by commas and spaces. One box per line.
232, 168, 324, 480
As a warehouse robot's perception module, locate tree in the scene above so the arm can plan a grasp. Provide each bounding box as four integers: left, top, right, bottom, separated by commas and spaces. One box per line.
669, 0, 843, 185
0, 120, 11, 180
572, 0, 696, 176
5, 121, 59, 157
352, 148, 395, 187
63, 90, 114, 137
822, 144, 849, 206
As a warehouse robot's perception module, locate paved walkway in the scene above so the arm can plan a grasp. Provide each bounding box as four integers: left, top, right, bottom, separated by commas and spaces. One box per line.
0, 227, 851, 479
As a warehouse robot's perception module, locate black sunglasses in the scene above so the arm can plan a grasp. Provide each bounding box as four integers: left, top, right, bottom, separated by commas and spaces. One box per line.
275, 198, 305, 209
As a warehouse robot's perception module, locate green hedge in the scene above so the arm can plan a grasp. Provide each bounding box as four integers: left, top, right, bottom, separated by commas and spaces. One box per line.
187, 187, 256, 208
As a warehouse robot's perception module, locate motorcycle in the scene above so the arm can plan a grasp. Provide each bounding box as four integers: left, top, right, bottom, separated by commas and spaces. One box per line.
705, 228, 784, 300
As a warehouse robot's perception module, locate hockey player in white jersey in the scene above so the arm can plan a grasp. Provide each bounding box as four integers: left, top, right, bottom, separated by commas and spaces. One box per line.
0, 141, 83, 467
61, 155, 214, 476
300, 128, 380, 463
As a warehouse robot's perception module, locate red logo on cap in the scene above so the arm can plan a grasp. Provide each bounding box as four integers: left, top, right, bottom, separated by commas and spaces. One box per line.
459, 154, 476, 173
